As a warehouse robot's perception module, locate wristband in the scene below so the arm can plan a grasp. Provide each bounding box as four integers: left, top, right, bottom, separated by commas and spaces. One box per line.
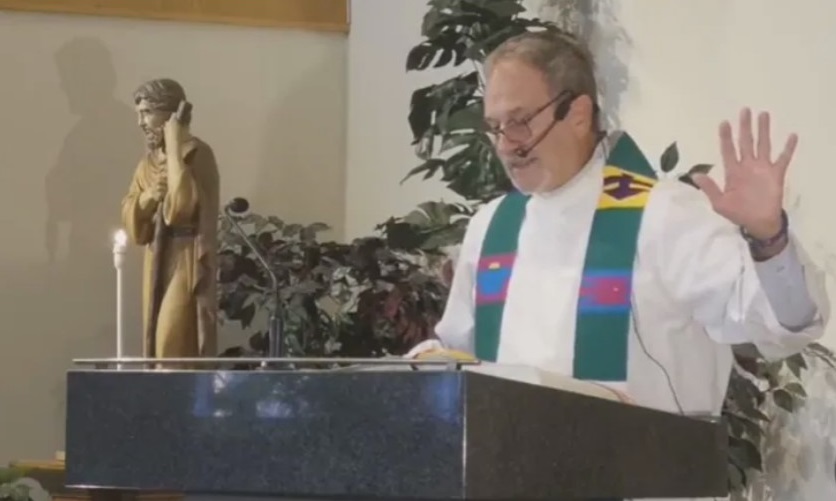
740, 210, 788, 250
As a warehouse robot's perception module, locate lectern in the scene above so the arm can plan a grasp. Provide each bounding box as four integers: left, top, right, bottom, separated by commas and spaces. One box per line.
65, 358, 728, 500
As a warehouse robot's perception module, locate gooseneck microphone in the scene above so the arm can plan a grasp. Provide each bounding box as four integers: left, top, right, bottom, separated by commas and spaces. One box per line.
223, 197, 285, 359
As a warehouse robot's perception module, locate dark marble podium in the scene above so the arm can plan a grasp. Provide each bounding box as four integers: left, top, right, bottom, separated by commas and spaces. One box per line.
65, 358, 728, 500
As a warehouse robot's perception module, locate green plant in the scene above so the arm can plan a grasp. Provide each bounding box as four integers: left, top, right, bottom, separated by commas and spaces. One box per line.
216, 213, 448, 359
724, 343, 836, 494
0, 467, 30, 501
404, 0, 558, 204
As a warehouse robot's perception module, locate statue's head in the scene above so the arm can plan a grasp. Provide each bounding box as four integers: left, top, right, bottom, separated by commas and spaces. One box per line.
132, 78, 190, 150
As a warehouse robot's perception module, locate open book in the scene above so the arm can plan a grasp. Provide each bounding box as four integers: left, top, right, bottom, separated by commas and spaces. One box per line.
414, 348, 633, 404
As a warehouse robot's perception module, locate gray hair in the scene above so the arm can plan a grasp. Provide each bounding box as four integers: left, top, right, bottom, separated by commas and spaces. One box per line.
132, 78, 191, 125
485, 30, 598, 111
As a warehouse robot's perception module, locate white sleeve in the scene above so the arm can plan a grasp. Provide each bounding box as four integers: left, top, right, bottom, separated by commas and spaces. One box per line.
431, 201, 498, 353
647, 181, 829, 360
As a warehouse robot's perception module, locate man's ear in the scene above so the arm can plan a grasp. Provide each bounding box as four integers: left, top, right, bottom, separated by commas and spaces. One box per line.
567, 94, 595, 131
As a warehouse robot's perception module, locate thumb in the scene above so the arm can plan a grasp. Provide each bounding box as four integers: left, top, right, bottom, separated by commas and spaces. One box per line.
690, 173, 724, 207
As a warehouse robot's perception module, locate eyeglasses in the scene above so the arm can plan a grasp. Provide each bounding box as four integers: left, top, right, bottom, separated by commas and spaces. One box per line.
484, 91, 571, 143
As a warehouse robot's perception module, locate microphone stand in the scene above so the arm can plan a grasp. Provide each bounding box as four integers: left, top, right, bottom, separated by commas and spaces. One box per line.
222, 208, 285, 361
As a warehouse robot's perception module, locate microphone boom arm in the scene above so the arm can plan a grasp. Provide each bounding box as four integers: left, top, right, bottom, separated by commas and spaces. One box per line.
222, 203, 285, 359
224, 211, 279, 293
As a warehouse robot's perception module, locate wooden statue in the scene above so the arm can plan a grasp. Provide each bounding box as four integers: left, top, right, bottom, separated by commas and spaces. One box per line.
121, 78, 220, 358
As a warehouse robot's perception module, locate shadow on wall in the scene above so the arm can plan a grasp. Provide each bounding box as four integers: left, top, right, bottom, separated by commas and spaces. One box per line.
0, 37, 144, 461
254, 45, 347, 242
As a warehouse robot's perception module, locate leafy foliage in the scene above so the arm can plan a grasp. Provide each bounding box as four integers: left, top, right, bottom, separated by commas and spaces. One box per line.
216, 213, 447, 359
654, 141, 716, 187
724, 345, 836, 493
0, 467, 30, 501
376, 200, 476, 253
404, 0, 559, 203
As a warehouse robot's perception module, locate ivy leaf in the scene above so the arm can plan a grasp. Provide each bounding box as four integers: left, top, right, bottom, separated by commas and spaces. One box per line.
248, 331, 268, 353
784, 382, 807, 398
240, 302, 256, 329
283, 224, 303, 237
688, 163, 713, 176
784, 353, 807, 378
727, 463, 746, 492
773, 388, 795, 412
679, 163, 714, 188
729, 436, 763, 472
660, 142, 679, 172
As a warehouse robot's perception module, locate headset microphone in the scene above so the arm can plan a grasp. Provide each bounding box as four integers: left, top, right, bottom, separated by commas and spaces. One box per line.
513, 145, 533, 158
512, 97, 573, 158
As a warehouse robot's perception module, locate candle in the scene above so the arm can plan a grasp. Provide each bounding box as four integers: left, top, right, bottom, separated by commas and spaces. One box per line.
112, 229, 128, 369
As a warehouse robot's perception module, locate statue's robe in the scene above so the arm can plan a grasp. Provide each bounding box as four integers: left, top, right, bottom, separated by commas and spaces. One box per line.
121, 136, 220, 358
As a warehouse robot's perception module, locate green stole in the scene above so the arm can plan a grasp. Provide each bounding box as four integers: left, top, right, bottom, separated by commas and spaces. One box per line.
473, 132, 658, 382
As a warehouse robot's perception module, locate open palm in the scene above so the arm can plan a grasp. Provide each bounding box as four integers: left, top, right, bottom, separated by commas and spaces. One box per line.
692, 108, 797, 239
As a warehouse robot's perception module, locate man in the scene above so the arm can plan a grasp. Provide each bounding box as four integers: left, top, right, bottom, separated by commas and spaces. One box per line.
408, 30, 828, 498
121, 78, 220, 358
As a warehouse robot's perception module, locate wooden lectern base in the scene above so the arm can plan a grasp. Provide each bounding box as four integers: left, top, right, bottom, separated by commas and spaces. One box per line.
9, 457, 182, 501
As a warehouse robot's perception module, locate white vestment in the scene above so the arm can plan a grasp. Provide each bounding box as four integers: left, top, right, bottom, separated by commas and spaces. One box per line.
424, 141, 829, 501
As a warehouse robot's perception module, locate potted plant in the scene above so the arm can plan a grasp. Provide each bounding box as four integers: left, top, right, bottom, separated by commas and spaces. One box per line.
0, 467, 31, 501
216, 212, 448, 359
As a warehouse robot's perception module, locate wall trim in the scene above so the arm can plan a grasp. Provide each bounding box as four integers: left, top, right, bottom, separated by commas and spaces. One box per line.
0, 0, 350, 32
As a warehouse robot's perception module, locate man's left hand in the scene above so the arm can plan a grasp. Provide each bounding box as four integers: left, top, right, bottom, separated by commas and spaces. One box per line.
691, 107, 796, 240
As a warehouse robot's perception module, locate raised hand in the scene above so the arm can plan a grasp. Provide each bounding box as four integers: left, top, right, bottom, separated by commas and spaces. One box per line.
691, 107, 797, 240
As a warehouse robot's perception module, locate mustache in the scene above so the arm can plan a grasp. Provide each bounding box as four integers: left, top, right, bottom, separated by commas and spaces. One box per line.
141, 126, 162, 136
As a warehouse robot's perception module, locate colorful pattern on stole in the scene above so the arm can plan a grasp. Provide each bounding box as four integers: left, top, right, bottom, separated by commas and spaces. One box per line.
473, 132, 657, 383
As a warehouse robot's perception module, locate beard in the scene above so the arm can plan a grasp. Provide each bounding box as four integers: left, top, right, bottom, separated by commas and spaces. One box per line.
141, 126, 164, 151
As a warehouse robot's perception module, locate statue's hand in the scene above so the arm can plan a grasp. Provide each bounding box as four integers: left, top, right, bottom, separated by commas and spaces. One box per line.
139, 173, 167, 210
163, 114, 185, 156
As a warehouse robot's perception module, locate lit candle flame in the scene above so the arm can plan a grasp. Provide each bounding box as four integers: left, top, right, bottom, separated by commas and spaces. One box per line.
113, 229, 128, 248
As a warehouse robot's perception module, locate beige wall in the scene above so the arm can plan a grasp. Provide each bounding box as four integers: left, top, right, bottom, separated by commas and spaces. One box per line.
0, 10, 346, 462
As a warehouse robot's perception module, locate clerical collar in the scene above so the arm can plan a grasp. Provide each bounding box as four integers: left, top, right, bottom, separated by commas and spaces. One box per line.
531, 141, 606, 202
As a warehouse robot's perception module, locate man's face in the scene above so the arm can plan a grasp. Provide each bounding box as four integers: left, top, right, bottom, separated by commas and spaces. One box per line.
135, 99, 169, 150
483, 59, 573, 194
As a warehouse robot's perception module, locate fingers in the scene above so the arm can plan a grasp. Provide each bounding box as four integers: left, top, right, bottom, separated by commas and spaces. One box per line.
690, 173, 725, 210
774, 133, 798, 175
738, 107, 755, 161
756, 111, 771, 162
719, 121, 738, 168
